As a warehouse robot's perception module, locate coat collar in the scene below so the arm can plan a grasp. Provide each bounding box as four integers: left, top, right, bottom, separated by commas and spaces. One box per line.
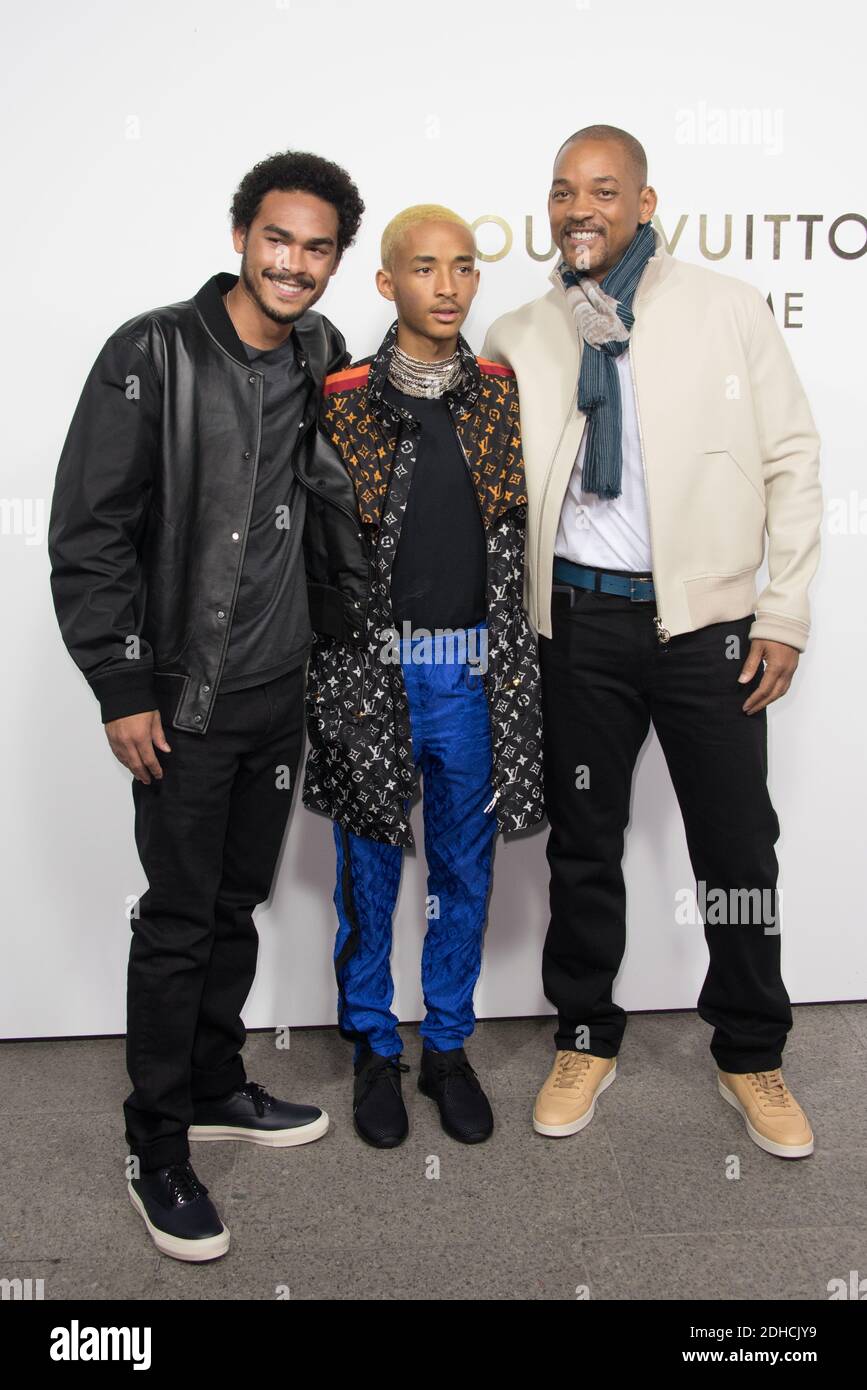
192, 271, 327, 383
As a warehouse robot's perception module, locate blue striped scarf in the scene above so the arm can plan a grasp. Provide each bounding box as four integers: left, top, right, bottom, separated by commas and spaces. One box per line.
558, 220, 656, 499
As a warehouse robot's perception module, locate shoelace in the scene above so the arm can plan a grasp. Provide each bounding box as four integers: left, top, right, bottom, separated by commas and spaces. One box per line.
165, 1162, 207, 1205
552, 1052, 593, 1090
356, 1055, 409, 1106
747, 1069, 792, 1110
428, 1055, 482, 1094
239, 1081, 275, 1117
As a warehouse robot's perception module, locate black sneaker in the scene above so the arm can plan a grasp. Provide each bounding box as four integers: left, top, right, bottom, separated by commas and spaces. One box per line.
353, 1046, 409, 1148
418, 1046, 494, 1143
128, 1159, 229, 1262
189, 1081, 328, 1147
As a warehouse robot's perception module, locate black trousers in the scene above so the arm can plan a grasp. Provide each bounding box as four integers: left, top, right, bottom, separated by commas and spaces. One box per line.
124, 666, 305, 1171
539, 577, 792, 1073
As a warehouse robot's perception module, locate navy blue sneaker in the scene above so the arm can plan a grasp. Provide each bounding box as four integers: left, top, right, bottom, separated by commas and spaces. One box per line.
189, 1081, 328, 1147
128, 1159, 229, 1262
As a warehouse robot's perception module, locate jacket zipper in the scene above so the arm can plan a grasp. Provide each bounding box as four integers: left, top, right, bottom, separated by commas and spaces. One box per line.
453, 413, 505, 814
627, 334, 669, 645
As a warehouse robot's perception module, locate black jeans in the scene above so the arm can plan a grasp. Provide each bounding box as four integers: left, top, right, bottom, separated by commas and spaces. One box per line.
539, 578, 792, 1073
124, 665, 305, 1171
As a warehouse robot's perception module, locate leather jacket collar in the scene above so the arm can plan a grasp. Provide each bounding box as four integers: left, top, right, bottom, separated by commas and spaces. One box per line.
192, 271, 335, 385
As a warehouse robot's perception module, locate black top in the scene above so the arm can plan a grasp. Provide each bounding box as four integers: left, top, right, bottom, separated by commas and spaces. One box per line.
219, 331, 312, 692
384, 379, 486, 631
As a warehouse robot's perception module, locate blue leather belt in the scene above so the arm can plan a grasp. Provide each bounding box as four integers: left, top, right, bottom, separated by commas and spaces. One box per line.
553, 557, 656, 602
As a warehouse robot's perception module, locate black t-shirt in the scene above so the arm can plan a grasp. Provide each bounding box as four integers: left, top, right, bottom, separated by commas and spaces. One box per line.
218, 332, 312, 692
383, 379, 486, 631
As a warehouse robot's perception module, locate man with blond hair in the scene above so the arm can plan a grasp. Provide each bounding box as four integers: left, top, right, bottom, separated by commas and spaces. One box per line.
299, 205, 543, 1147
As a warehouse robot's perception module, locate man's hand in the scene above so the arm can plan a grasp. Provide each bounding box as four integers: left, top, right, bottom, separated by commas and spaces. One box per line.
105, 710, 171, 783
738, 638, 800, 715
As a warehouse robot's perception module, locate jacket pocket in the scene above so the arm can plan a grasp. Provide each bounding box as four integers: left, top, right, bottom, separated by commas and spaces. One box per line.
703, 448, 765, 511
141, 509, 196, 665
144, 578, 194, 667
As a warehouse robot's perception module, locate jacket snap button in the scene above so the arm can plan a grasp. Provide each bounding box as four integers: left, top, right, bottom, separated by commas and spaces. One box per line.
231, 531, 240, 541
248, 375, 255, 385
217, 609, 226, 619
242, 450, 251, 460
194, 714, 202, 723
201, 684, 210, 693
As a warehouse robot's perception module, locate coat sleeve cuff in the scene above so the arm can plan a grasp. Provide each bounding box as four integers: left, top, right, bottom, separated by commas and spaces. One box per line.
90, 670, 158, 724
749, 611, 810, 653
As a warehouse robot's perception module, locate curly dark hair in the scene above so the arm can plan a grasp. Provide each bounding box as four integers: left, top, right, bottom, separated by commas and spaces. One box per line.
230, 150, 365, 258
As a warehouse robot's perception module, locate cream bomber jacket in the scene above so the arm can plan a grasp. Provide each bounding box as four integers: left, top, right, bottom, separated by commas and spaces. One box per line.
481, 229, 822, 652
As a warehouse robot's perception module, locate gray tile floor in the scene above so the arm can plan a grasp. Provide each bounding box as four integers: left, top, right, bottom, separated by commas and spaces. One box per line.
1, 1003, 865, 1300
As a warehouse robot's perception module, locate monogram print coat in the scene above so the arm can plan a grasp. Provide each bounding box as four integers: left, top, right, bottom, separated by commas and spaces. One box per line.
298, 320, 544, 849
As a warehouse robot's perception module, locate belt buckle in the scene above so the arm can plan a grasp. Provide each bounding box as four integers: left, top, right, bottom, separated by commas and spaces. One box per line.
629, 574, 652, 602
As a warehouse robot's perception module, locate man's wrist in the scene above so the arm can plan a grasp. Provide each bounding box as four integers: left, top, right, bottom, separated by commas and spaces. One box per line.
92, 671, 158, 724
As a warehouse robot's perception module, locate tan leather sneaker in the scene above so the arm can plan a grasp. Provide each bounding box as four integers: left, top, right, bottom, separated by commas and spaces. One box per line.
533, 1051, 617, 1137
718, 1068, 814, 1158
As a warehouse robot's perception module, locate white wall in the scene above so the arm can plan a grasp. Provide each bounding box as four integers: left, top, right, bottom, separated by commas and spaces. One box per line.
2, 0, 864, 1037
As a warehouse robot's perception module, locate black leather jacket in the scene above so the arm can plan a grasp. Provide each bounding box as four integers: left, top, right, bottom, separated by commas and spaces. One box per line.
48, 272, 348, 732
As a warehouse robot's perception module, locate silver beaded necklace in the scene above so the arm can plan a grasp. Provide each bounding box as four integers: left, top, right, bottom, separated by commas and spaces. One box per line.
387, 341, 463, 399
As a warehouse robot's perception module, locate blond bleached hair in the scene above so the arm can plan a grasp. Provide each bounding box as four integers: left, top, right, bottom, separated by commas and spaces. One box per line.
380, 203, 476, 272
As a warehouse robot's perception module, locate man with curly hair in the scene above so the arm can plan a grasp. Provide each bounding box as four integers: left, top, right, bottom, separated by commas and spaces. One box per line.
48, 151, 363, 1261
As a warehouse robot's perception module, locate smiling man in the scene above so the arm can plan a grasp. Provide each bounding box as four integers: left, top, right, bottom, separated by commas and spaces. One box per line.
483, 125, 823, 1159
300, 205, 543, 1148
48, 151, 362, 1260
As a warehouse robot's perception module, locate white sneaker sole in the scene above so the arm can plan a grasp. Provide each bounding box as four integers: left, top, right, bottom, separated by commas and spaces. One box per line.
188, 1109, 329, 1147
718, 1078, 814, 1158
127, 1183, 230, 1262
533, 1063, 617, 1137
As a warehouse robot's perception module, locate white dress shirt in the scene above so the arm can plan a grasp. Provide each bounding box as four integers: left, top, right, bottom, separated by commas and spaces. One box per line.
554, 347, 653, 573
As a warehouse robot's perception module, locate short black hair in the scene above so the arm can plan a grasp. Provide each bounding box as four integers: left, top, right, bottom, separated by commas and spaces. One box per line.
555, 124, 648, 187
230, 150, 365, 259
